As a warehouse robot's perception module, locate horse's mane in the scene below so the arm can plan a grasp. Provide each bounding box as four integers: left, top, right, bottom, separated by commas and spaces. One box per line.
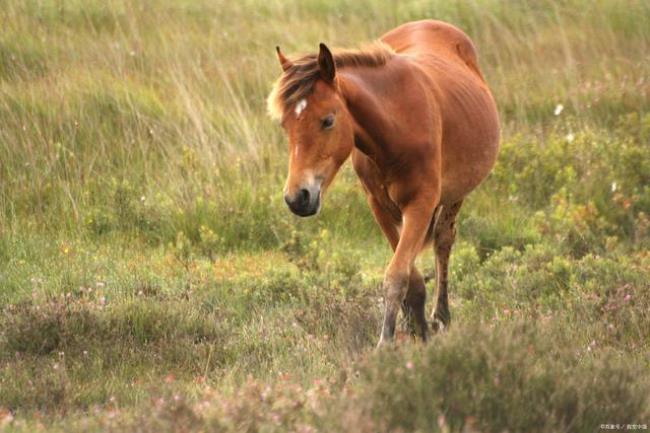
267, 41, 394, 121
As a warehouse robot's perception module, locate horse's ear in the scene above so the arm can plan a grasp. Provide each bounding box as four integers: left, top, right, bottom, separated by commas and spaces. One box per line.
276, 46, 292, 71
318, 43, 336, 83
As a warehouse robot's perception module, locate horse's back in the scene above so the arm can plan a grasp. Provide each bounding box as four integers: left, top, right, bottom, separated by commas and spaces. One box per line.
381, 20, 484, 82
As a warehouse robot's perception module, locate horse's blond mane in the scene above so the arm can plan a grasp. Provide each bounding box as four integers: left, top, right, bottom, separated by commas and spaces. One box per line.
267, 41, 394, 121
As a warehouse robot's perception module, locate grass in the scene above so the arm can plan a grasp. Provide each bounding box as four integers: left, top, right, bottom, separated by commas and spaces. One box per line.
0, 0, 649, 431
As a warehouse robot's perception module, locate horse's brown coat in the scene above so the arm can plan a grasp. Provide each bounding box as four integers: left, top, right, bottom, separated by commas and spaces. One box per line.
269, 20, 500, 344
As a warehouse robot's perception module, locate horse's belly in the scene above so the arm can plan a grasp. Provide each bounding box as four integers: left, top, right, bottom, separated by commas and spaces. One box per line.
439, 88, 500, 205
440, 142, 499, 204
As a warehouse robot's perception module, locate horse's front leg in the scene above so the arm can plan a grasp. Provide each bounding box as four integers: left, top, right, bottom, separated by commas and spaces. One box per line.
401, 267, 429, 340
378, 198, 437, 346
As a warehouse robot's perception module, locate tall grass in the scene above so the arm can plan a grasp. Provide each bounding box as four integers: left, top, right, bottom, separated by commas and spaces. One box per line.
1, 0, 647, 241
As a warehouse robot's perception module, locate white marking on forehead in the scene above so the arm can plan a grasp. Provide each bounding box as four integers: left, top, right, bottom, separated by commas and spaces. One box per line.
294, 98, 308, 117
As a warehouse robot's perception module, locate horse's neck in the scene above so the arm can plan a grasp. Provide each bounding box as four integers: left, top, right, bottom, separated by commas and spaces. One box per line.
339, 61, 434, 169
339, 72, 389, 163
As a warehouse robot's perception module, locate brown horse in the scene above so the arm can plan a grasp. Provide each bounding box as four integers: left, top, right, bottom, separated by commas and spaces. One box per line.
268, 20, 499, 345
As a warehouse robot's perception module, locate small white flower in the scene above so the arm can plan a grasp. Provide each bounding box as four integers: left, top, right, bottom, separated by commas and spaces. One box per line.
565, 133, 575, 143
587, 339, 596, 352
554, 104, 564, 116
611, 182, 617, 192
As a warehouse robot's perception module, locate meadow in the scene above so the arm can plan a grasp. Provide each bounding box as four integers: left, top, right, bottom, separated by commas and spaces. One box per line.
0, 0, 649, 431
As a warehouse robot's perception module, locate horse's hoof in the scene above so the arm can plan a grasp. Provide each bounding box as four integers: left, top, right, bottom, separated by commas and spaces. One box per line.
376, 335, 395, 349
431, 317, 447, 333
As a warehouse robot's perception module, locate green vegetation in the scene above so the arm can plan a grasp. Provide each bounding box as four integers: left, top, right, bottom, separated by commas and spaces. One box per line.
1, 0, 648, 431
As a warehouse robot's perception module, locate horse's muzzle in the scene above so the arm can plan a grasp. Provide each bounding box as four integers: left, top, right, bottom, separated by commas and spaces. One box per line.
284, 187, 320, 217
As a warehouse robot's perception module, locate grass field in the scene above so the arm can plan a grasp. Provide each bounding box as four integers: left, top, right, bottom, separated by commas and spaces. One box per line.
0, 0, 649, 431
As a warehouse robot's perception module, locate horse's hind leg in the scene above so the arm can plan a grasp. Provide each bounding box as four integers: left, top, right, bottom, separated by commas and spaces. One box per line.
431, 200, 463, 332
401, 267, 428, 340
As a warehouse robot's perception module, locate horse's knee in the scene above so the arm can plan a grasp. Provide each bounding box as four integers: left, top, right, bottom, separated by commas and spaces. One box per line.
383, 272, 409, 305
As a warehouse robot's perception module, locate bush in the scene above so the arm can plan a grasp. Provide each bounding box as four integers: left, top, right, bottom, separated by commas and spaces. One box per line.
347, 321, 650, 433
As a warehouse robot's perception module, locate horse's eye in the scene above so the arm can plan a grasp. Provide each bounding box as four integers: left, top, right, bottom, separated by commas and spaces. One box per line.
321, 114, 335, 130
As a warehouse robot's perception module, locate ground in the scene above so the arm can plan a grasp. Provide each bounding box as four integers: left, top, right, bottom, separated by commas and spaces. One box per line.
0, 1, 649, 432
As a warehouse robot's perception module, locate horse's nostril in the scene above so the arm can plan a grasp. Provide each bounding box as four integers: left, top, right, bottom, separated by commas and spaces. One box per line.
298, 188, 310, 206
285, 188, 318, 216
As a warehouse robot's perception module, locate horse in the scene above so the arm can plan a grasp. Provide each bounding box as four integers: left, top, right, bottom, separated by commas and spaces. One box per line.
267, 20, 500, 345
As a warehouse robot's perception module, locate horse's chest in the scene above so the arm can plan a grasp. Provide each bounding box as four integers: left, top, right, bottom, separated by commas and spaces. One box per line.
374, 185, 402, 223
352, 152, 402, 223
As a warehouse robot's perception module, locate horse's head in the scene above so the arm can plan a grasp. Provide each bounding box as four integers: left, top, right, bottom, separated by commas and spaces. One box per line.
268, 43, 355, 217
